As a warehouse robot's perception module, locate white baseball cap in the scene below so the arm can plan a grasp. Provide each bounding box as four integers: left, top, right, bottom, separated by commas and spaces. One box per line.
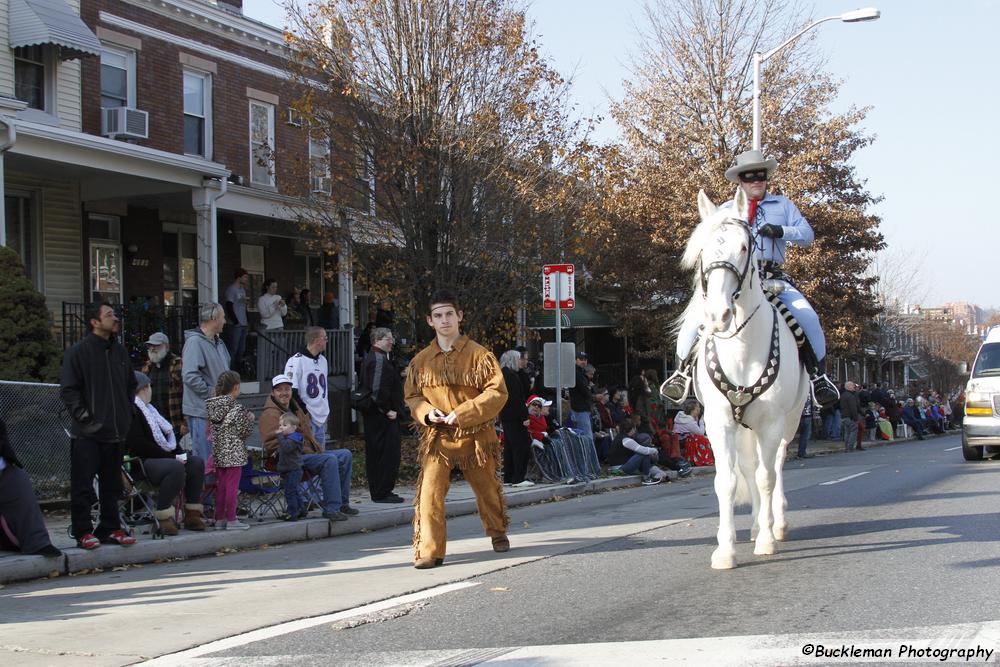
271, 374, 293, 387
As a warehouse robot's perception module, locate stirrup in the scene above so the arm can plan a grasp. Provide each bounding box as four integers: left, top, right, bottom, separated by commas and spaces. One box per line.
810, 372, 840, 407
660, 368, 692, 403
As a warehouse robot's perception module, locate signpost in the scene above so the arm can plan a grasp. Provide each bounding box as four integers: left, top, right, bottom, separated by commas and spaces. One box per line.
543, 264, 575, 424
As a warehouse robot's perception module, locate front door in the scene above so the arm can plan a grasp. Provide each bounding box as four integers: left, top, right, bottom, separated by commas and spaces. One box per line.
162, 227, 198, 307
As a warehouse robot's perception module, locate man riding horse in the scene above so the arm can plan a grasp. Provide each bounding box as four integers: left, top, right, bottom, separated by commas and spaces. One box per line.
662, 149, 840, 408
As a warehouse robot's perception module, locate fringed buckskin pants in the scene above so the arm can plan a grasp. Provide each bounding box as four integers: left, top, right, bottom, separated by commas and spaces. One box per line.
412, 454, 509, 562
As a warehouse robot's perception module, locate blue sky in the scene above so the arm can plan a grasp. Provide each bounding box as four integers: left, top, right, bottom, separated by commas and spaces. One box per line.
243, 0, 999, 311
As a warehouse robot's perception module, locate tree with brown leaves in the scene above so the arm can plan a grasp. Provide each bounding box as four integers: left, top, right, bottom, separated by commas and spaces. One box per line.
282, 0, 586, 347
576, 0, 884, 361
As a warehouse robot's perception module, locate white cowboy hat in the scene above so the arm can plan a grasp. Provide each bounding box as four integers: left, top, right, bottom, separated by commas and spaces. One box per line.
724, 149, 779, 184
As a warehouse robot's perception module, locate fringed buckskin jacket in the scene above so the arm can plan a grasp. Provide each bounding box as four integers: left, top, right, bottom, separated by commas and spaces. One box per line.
404, 336, 508, 469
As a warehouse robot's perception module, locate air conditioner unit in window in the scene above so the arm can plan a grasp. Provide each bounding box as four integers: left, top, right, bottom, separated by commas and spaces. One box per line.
311, 175, 331, 194
101, 107, 149, 140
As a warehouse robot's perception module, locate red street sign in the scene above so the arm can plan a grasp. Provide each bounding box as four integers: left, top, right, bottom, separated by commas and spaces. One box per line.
542, 263, 575, 310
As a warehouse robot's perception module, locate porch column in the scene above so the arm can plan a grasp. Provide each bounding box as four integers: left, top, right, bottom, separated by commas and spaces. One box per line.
192, 179, 225, 304
0, 118, 16, 246
337, 210, 355, 333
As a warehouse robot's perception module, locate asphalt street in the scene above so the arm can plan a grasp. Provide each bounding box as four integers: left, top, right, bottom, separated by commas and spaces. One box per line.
3, 433, 998, 666
168, 433, 1000, 666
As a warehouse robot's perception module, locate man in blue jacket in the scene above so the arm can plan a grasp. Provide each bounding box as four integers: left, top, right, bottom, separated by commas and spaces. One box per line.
60, 302, 138, 549
662, 149, 839, 408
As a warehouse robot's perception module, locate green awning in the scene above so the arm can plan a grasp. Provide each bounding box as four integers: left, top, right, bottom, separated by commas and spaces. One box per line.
527, 295, 614, 330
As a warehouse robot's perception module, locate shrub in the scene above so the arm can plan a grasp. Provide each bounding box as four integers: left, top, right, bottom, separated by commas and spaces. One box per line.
0, 246, 61, 382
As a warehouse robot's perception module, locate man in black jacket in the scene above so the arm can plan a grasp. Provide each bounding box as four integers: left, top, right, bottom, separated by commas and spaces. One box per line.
568, 351, 594, 439
361, 327, 405, 503
59, 302, 138, 549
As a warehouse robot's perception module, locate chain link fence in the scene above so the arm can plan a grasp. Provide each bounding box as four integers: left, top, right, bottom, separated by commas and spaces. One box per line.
0, 380, 72, 501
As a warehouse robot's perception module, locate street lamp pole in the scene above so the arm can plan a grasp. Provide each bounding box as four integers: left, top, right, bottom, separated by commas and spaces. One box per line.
751, 7, 881, 151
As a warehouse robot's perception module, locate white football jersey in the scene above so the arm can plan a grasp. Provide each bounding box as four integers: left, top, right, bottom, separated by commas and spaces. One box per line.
284, 351, 330, 424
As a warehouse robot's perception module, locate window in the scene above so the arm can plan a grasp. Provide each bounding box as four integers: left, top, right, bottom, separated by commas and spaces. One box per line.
355, 137, 376, 216
309, 130, 331, 194
100, 46, 136, 109
4, 192, 39, 287
14, 46, 48, 111
293, 254, 325, 304
249, 101, 275, 186
183, 70, 211, 157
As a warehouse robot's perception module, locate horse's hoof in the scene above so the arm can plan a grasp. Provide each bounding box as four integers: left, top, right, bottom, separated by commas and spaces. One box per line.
711, 549, 737, 569
754, 539, 777, 556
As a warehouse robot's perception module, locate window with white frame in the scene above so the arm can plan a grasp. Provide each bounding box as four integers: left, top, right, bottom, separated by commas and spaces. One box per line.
183, 70, 212, 157
249, 101, 275, 186
100, 46, 136, 109
354, 136, 376, 216
309, 130, 331, 194
14, 46, 50, 111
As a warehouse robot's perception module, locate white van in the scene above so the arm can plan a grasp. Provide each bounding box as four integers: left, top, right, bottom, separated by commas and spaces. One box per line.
962, 325, 1000, 460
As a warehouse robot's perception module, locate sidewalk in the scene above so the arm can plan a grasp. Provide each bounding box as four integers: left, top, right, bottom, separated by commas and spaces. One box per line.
0, 430, 930, 585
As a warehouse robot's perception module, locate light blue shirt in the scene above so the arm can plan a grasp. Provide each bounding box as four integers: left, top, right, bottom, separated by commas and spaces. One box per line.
723, 192, 814, 265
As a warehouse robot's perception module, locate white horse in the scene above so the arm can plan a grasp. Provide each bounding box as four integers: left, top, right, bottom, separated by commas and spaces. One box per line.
672, 188, 809, 569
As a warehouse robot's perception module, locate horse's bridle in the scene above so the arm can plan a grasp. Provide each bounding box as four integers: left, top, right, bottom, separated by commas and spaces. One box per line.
698, 218, 755, 302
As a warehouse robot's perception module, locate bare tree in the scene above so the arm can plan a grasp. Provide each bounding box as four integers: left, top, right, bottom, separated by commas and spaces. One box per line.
863, 248, 929, 382
281, 0, 586, 345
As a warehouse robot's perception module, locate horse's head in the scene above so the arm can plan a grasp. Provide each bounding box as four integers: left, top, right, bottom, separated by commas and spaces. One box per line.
682, 188, 753, 334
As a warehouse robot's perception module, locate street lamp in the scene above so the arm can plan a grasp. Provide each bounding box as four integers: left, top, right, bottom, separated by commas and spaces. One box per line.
751, 7, 880, 151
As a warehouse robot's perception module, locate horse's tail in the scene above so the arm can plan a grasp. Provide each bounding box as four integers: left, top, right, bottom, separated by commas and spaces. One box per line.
734, 465, 752, 507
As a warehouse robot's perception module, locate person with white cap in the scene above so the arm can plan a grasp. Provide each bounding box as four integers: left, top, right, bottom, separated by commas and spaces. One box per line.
661, 149, 840, 408
141, 331, 185, 437
258, 374, 356, 521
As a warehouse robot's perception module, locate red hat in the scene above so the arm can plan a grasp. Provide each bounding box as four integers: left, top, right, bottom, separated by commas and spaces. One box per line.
525, 395, 552, 407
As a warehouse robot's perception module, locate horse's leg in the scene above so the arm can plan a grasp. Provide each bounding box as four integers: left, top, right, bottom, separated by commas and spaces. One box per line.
709, 426, 738, 569
772, 437, 790, 541
753, 426, 783, 556
736, 432, 760, 542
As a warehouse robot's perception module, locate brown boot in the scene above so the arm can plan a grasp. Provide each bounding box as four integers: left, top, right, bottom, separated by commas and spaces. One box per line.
492, 535, 510, 553
155, 509, 179, 536
183, 504, 207, 531
413, 557, 444, 569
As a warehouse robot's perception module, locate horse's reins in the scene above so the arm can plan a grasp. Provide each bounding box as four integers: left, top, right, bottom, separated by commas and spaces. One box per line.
697, 218, 782, 426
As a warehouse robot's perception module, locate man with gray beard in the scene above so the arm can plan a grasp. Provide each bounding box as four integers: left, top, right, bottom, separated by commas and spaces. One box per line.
142, 332, 186, 437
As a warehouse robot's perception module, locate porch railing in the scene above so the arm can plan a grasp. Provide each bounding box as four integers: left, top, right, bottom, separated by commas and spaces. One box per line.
61, 302, 199, 363
254, 328, 353, 384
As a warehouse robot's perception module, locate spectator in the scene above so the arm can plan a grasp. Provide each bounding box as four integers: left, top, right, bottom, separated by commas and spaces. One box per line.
274, 412, 305, 521
318, 292, 340, 330
375, 300, 395, 328
839, 381, 863, 452
257, 279, 287, 331
593, 387, 616, 462
126, 372, 206, 535
610, 388, 630, 425
182, 303, 231, 463
526, 395, 553, 445
284, 326, 332, 446
296, 288, 315, 326
629, 374, 654, 436
673, 400, 706, 437
673, 400, 711, 468
902, 398, 926, 440
259, 375, 356, 521
205, 371, 256, 531
884, 390, 902, 432
568, 351, 595, 439
607, 420, 661, 485
515, 346, 533, 397
0, 418, 62, 557
141, 332, 186, 437
60, 301, 138, 550
500, 350, 533, 487
223, 268, 250, 371
361, 328, 406, 502
820, 397, 842, 441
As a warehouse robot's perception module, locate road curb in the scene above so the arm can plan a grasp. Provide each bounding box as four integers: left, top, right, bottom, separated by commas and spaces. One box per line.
1, 474, 651, 585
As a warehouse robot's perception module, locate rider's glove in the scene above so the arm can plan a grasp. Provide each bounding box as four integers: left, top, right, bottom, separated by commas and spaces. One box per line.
758, 224, 783, 239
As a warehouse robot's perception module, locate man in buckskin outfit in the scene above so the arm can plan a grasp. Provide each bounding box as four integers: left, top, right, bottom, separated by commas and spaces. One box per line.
404, 289, 510, 569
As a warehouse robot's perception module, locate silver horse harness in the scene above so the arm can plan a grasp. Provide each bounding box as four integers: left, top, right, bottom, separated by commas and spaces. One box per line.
696, 219, 782, 426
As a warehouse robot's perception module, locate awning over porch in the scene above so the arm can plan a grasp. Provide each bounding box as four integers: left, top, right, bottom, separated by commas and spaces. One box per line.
8, 0, 102, 60
527, 295, 615, 330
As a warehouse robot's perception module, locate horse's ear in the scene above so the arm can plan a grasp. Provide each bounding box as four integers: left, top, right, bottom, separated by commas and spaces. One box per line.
733, 187, 749, 221
697, 189, 716, 220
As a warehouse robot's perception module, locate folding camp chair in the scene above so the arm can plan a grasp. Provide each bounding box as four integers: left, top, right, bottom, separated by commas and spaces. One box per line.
238, 455, 286, 522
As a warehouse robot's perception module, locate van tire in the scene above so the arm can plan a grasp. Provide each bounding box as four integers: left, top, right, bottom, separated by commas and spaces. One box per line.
962, 431, 984, 461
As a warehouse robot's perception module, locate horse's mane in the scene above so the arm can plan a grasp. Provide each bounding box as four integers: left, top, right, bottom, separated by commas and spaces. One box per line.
672, 207, 734, 336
